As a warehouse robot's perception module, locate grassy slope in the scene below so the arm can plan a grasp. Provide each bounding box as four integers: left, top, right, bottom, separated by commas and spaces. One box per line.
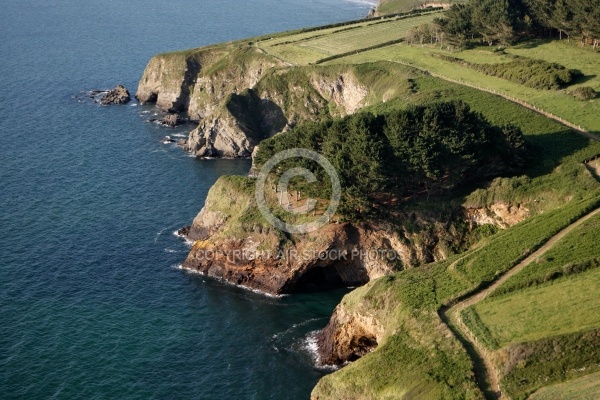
377, 0, 432, 14
528, 371, 600, 400
462, 212, 600, 348
376, 0, 466, 15
474, 268, 600, 346
314, 193, 600, 399
490, 212, 600, 297
254, 11, 599, 132
332, 41, 600, 132
257, 13, 441, 65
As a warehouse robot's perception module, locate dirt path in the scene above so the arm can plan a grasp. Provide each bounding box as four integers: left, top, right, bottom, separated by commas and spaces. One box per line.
441, 206, 600, 399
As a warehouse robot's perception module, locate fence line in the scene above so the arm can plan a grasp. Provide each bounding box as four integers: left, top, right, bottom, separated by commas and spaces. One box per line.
389, 59, 600, 142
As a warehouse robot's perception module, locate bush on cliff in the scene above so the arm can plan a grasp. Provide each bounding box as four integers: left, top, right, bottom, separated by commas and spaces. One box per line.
255, 100, 529, 217
469, 59, 583, 90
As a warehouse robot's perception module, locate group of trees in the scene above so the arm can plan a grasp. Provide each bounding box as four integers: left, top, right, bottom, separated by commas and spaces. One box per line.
435, 54, 583, 90
430, 0, 600, 48
255, 101, 528, 217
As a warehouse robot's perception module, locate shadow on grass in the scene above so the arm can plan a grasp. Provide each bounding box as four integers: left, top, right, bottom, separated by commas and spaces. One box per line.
402, 130, 600, 207
438, 307, 501, 400
572, 74, 598, 85
510, 39, 554, 50
524, 129, 597, 177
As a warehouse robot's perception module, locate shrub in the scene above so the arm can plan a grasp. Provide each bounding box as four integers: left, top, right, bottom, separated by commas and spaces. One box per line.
255, 101, 529, 217
470, 59, 582, 90
570, 86, 597, 101
436, 55, 584, 90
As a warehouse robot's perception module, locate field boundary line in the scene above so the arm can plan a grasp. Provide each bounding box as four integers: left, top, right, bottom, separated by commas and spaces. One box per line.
386, 59, 600, 142
440, 206, 600, 399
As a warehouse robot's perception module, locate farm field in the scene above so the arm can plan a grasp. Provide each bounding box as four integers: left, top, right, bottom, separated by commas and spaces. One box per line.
376, 0, 467, 15
490, 210, 600, 297
470, 267, 600, 346
528, 371, 600, 400
257, 12, 440, 65
461, 212, 600, 348
332, 41, 600, 132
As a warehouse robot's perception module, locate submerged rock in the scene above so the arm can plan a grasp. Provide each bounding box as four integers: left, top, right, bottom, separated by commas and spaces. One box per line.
101, 85, 131, 105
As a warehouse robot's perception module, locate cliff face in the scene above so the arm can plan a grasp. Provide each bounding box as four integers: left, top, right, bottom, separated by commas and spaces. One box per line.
180, 176, 401, 294
310, 275, 483, 399
179, 175, 528, 295
137, 44, 371, 158
315, 297, 384, 365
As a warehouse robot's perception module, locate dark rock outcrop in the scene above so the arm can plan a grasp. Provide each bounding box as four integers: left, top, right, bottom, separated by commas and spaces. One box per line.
178, 176, 404, 294
101, 85, 131, 105
160, 113, 180, 127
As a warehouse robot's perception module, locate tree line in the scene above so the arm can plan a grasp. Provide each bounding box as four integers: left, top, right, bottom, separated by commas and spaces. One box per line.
255, 101, 528, 218
417, 0, 600, 48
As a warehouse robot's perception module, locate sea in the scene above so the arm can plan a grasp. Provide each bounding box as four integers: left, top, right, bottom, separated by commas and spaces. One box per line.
0, 1, 375, 399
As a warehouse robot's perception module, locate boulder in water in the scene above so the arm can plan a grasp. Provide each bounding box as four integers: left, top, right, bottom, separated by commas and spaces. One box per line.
101, 85, 131, 105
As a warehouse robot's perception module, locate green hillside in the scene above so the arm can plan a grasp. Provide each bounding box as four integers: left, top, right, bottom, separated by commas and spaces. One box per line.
254, 2, 600, 398
143, 1, 600, 397
375, 0, 466, 15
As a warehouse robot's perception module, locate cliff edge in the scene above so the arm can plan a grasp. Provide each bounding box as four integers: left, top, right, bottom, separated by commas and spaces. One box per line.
137, 43, 375, 158
179, 175, 527, 295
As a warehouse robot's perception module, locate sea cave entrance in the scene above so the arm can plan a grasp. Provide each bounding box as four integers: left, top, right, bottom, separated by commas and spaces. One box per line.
293, 265, 346, 292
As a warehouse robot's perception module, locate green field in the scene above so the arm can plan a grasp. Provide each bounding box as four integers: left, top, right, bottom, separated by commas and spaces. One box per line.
376, 0, 432, 14
376, 0, 466, 14
491, 212, 600, 297
257, 13, 440, 65
471, 268, 600, 346
460, 212, 600, 349
331, 41, 600, 132
314, 192, 600, 399
528, 371, 600, 400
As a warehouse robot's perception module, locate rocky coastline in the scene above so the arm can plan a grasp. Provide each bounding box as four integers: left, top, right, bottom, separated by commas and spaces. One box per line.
135, 44, 372, 158
173, 174, 528, 297
134, 9, 531, 393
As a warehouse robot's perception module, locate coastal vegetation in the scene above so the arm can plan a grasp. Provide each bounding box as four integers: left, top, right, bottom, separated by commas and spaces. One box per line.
528, 371, 600, 400
435, 0, 600, 47
257, 12, 441, 65
255, 100, 528, 217
432, 55, 583, 90
138, 0, 600, 397
313, 193, 600, 399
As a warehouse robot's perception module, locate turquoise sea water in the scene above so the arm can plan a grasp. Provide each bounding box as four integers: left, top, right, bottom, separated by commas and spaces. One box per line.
0, 1, 373, 398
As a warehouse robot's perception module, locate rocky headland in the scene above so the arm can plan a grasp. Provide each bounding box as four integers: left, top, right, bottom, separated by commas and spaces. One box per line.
135, 43, 381, 158
133, 2, 600, 397
177, 175, 528, 295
